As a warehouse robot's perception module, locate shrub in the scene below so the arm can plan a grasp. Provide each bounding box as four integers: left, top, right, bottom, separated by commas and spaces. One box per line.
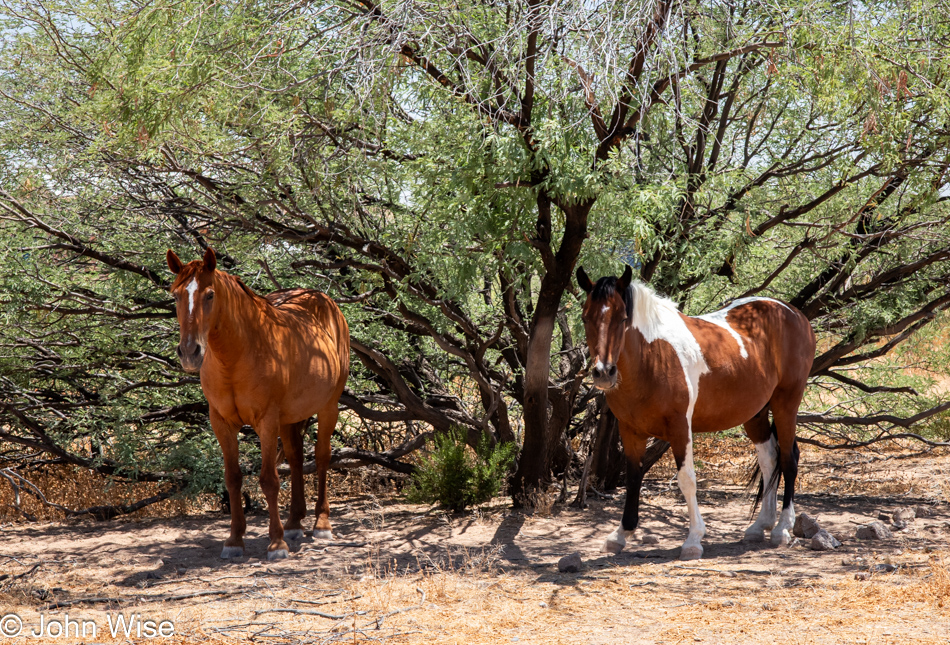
405, 428, 517, 512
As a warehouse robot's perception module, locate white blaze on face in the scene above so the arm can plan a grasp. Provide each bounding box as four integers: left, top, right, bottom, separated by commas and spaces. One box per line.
186, 278, 199, 317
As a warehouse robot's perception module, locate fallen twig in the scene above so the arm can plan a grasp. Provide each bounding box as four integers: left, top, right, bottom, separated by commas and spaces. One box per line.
45, 596, 122, 609
288, 594, 362, 606
368, 587, 427, 629
0, 563, 42, 585
254, 608, 368, 620
45, 588, 246, 610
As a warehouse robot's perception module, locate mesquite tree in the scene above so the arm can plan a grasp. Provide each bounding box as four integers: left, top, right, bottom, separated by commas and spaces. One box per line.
1, 0, 949, 511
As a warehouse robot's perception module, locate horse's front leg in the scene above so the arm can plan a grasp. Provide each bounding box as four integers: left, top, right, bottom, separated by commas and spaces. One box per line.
210, 408, 246, 559
603, 430, 647, 554
257, 412, 289, 560
672, 432, 706, 560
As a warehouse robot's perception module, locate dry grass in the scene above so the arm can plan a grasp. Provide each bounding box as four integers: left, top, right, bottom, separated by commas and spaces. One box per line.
22, 548, 937, 645
3, 438, 950, 643
0, 464, 402, 524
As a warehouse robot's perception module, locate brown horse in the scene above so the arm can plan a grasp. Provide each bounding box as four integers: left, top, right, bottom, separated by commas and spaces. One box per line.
577, 265, 815, 560
167, 248, 349, 560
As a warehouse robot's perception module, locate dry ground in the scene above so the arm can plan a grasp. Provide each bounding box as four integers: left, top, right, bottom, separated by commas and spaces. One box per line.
1, 438, 949, 644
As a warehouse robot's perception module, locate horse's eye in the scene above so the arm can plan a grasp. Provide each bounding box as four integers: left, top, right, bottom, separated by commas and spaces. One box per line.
205, 291, 214, 301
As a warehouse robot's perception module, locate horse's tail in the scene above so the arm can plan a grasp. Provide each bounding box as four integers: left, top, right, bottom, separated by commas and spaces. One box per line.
747, 420, 784, 520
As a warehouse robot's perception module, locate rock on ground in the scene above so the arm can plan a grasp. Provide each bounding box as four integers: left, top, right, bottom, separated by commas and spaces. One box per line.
641, 534, 660, 545
793, 513, 821, 539
558, 552, 582, 573
856, 521, 892, 540
810, 529, 841, 551
893, 508, 916, 522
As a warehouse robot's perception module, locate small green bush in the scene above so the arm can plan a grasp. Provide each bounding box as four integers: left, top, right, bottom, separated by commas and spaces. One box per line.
405, 428, 517, 512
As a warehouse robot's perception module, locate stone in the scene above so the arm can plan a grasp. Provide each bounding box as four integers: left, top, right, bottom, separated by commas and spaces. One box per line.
855, 572, 870, 581
893, 508, 916, 523
557, 552, 582, 573
810, 529, 841, 551
871, 563, 898, 573
856, 521, 892, 540
915, 505, 933, 518
877, 512, 891, 522
641, 534, 660, 545
793, 513, 821, 539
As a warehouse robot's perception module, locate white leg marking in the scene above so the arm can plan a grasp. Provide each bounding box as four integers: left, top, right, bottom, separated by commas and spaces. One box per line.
744, 436, 778, 542
677, 441, 705, 560
314, 529, 333, 540
186, 278, 198, 316
772, 501, 795, 546
220, 545, 244, 559
602, 523, 635, 554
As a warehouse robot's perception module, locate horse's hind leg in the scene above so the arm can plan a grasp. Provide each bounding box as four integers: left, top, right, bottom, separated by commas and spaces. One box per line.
258, 415, 291, 560
743, 406, 779, 543
769, 388, 804, 546
312, 403, 338, 540
278, 420, 308, 541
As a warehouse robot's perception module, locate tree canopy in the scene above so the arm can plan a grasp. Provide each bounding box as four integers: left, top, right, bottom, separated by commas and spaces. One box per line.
1, 0, 949, 511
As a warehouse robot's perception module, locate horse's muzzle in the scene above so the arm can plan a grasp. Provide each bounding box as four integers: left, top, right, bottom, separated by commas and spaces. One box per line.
177, 342, 204, 373
591, 361, 618, 390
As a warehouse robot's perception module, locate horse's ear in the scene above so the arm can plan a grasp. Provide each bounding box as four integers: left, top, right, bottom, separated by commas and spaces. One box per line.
203, 247, 217, 272
577, 266, 594, 293
166, 249, 183, 275
618, 264, 633, 291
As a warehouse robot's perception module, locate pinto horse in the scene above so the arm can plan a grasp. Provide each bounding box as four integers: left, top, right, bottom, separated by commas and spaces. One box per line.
167, 248, 349, 560
577, 265, 815, 560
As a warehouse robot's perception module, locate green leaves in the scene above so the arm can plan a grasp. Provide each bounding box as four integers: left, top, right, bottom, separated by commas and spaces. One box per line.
405, 428, 517, 512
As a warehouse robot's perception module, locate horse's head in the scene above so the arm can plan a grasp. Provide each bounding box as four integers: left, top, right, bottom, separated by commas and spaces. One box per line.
577, 264, 633, 390
166, 247, 218, 374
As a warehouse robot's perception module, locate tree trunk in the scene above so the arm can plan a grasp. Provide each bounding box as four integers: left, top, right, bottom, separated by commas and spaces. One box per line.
591, 404, 625, 490
511, 196, 592, 504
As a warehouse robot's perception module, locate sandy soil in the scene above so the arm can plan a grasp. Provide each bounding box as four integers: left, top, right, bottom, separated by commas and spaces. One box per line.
1, 444, 949, 644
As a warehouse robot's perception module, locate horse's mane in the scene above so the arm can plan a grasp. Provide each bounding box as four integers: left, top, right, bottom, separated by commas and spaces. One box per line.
215, 270, 261, 301
591, 276, 680, 339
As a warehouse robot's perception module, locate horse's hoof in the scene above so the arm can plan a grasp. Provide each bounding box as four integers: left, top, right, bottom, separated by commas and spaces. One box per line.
284, 529, 304, 541
742, 529, 766, 543
267, 548, 289, 561
313, 529, 333, 540
602, 540, 624, 555
220, 546, 244, 559
771, 529, 792, 547
680, 546, 703, 560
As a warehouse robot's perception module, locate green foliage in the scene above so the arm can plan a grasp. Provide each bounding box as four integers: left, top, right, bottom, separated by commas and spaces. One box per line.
0, 0, 949, 502
405, 429, 517, 513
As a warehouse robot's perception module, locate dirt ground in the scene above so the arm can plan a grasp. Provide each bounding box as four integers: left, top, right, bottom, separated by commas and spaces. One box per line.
1, 440, 949, 644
